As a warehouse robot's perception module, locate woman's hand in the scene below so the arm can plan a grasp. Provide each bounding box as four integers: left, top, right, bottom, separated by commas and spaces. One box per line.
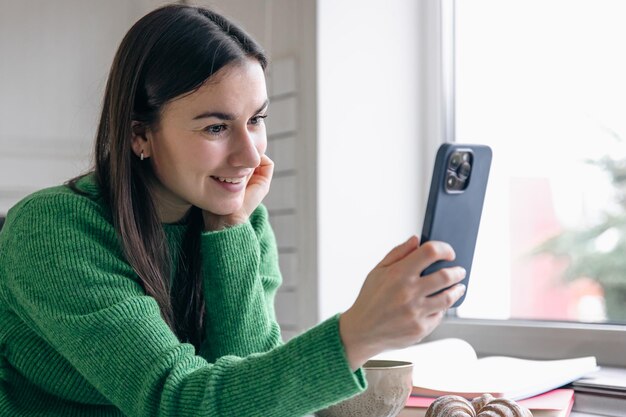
339, 236, 467, 370
203, 154, 274, 231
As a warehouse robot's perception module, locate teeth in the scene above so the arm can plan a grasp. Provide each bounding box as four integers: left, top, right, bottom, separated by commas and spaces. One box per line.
216, 176, 244, 184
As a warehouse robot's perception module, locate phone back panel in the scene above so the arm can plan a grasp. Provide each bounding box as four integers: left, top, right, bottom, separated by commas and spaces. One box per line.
420, 143, 492, 307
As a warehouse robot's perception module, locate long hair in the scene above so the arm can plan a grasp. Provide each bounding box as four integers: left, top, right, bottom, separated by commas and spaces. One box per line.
71, 4, 267, 351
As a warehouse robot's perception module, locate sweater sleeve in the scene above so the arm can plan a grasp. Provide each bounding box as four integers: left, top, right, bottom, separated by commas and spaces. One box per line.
1, 194, 366, 417
199, 204, 283, 360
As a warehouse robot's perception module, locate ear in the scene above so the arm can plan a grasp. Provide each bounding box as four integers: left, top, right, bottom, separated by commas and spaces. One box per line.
131, 121, 152, 160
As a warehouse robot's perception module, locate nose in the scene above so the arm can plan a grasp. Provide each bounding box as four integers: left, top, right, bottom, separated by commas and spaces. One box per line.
228, 127, 263, 168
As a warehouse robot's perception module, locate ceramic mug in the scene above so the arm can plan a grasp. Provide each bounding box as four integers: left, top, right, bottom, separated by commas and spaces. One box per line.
316, 360, 413, 417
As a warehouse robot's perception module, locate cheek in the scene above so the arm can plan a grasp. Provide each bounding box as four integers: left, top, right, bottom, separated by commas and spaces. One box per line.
255, 131, 268, 155
190, 142, 229, 170
258, 142, 267, 156
148, 141, 175, 175
152, 137, 211, 178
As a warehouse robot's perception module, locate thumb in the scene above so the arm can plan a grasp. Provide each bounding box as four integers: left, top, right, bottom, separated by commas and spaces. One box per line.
377, 235, 419, 267
248, 154, 274, 187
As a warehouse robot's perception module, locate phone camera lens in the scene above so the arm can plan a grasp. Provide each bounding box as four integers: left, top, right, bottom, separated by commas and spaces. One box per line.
449, 153, 463, 169
446, 174, 457, 189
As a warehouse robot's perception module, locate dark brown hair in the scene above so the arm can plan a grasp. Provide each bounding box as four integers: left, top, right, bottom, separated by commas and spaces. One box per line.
72, 4, 267, 350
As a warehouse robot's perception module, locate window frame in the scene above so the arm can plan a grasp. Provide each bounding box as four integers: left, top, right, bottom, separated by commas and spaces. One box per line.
421, 0, 626, 367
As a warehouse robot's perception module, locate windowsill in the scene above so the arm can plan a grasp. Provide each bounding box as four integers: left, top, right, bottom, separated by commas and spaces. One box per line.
425, 317, 626, 367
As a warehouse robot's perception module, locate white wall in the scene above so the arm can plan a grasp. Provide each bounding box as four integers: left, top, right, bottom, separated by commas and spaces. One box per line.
317, 0, 434, 319
0, 0, 169, 213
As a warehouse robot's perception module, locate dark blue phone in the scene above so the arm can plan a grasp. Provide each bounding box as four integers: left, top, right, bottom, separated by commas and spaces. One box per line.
420, 143, 492, 307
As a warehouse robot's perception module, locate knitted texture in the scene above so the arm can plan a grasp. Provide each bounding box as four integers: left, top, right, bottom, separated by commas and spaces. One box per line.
0, 174, 366, 416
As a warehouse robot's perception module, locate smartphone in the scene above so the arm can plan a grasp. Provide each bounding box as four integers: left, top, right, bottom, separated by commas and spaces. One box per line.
420, 143, 492, 307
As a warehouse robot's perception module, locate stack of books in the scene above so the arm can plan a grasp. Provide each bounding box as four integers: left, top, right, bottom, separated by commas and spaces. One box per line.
570, 366, 626, 416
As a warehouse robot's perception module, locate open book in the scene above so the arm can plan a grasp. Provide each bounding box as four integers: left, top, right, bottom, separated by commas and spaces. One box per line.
374, 338, 598, 400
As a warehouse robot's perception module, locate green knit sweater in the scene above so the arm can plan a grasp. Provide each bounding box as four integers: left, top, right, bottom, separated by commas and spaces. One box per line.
0, 174, 365, 416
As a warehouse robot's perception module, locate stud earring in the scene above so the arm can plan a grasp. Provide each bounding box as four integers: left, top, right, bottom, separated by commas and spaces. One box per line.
140, 151, 144, 161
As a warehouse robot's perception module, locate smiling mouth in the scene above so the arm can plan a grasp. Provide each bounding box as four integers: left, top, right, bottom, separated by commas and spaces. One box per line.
211, 176, 246, 184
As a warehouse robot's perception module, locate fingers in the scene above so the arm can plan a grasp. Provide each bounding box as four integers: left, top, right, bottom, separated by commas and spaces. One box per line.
394, 240, 456, 278
377, 235, 420, 267
250, 154, 274, 186
259, 153, 274, 167
418, 266, 466, 296
421, 283, 466, 314
239, 154, 274, 218
257, 153, 274, 172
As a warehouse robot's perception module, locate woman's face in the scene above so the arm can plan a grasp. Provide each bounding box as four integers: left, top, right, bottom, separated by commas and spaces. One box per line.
135, 58, 268, 223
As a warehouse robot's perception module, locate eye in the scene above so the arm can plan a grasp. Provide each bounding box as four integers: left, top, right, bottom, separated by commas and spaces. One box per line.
249, 114, 268, 125
203, 124, 227, 135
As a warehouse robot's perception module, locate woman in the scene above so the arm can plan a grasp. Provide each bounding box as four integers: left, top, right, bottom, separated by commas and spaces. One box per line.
0, 4, 466, 416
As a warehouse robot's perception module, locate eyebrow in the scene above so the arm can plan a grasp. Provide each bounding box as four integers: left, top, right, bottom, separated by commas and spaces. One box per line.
192, 99, 269, 121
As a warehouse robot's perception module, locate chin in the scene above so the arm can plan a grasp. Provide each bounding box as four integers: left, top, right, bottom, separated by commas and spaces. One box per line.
199, 199, 245, 216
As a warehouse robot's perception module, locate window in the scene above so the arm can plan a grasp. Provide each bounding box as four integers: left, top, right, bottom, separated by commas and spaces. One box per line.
428, 0, 626, 366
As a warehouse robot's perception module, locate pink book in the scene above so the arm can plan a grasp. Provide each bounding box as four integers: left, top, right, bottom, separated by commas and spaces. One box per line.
404, 389, 574, 417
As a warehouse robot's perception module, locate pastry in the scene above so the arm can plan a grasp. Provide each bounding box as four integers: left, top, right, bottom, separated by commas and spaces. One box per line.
425, 393, 532, 417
